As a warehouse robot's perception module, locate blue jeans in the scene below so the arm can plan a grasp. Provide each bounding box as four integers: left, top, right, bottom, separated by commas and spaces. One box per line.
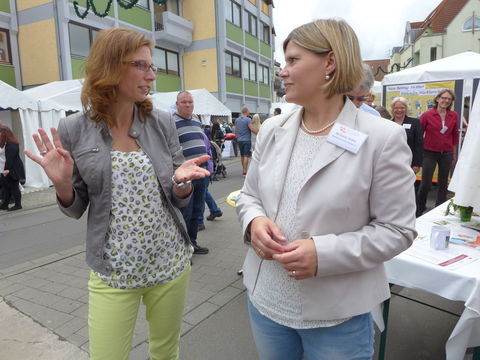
180, 178, 206, 246
248, 299, 374, 360
198, 177, 221, 225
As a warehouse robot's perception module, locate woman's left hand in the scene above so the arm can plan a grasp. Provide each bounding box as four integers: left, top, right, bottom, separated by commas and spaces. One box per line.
272, 238, 318, 280
174, 154, 210, 183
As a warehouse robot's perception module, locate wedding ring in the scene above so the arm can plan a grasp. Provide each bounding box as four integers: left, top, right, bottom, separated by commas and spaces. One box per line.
292, 270, 296, 278
40, 151, 47, 155
256, 248, 264, 257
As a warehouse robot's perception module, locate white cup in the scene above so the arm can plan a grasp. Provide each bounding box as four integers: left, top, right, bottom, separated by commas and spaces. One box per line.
430, 225, 450, 250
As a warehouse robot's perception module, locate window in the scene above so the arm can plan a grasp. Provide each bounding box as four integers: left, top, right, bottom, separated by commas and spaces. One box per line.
243, 58, 256, 81
225, 0, 241, 27
261, 23, 270, 44
430, 47, 437, 61
225, 52, 241, 77
463, 16, 480, 31
0, 29, 11, 64
68, 23, 99, 58
258, 65, 269, 84
153, 47, 179, 75
245, 11, 257, 37
154, 0, 179, 30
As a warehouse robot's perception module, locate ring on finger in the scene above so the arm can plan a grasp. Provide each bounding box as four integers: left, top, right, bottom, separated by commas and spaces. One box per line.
40, 150, 48, 155
290, 270, 297, 279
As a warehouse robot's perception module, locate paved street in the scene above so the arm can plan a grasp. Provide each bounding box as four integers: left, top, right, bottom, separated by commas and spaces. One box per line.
0, 157, 473, 360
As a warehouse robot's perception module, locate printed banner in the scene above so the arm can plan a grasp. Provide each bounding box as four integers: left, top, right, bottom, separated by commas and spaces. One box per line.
385, 80, 456, 118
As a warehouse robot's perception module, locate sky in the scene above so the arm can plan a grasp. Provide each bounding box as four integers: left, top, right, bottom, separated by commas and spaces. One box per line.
272, 0, 444, 65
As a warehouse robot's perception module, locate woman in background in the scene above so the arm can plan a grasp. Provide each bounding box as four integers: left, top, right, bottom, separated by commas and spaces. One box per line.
390, 97, 423, 174
0, 126, 25, 211
416, 89, 458, 217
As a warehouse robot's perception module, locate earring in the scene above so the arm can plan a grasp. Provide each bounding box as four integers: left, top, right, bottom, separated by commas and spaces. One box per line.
325, 74, 331, 81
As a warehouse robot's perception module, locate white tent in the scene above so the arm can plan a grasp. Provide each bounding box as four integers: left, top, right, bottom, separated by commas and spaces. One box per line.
382, 51, 480, 99
150, 88, 231, 124
383, 51, 480, 85
23, 79, 83, 112
448, 83, 480, 210
0, 80, 38, 111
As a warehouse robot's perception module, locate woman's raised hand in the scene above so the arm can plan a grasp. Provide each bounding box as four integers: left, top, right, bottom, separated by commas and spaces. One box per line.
174, 154, 210, 183
24, 128, 74, 189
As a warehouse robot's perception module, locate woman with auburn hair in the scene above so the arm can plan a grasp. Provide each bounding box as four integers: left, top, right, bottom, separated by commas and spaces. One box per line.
416, 88, 458, 217
25, 28, 209, 360
390, 97, 423, 174
236, 18, 416, 359
0, 126, 25, 211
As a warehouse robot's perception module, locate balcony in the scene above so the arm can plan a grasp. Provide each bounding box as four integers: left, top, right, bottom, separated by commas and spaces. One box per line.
154, 11, 193, 47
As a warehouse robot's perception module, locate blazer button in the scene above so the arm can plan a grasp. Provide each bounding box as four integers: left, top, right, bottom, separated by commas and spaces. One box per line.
301, 231, 309, 239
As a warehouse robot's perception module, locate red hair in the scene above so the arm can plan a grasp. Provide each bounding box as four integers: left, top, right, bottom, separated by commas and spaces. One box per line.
81, 28, 154, 127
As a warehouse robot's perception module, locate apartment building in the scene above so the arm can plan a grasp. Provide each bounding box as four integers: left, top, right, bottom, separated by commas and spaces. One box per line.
0, 0, 274, 115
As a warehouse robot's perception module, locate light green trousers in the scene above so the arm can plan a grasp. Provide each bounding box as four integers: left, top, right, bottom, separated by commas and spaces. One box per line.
88, 266, 191, 360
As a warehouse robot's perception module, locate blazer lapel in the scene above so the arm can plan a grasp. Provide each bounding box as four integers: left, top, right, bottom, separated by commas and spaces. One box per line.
305, 100, 359, 181
271, 109, 303, 218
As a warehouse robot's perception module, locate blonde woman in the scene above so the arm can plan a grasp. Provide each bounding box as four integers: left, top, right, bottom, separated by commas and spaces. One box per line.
390, 97, 423, 174
251, 113, 261, 152
236, 18, 416, 359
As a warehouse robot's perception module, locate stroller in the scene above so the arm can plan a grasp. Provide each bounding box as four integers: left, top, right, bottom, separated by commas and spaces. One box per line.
210, 141, 227, 180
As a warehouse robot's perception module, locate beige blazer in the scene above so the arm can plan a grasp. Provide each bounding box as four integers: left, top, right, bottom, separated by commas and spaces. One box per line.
236, 100, 417, 321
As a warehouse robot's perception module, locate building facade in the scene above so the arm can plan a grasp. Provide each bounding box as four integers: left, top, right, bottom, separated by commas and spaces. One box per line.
0, 0, 274, 115
390, 0, 480, 72
0, 0, 21, 87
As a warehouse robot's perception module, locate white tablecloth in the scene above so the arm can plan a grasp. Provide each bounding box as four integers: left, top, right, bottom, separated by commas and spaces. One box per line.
221, 140, 235, 158
385, 202, 480, 360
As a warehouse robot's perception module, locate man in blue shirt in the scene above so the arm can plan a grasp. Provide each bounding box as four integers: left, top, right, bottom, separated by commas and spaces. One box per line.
174, 91, 209, 254
235, 107, 258, 176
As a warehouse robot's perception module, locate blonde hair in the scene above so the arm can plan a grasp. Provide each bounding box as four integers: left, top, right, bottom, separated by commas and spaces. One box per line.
390, 97, 410, 112
252, 113, 261, 132
433, 89, 455, 110
283, 19, 363, 98
81, 28, 154, 128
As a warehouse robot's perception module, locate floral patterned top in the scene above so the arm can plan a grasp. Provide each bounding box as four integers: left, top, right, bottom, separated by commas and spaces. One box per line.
96, 148, 192, 289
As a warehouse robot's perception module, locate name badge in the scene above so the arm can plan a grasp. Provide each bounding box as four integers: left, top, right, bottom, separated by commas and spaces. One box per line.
327, 123, 368, 154
440, 126, 448, 134
403, 123, 412, 130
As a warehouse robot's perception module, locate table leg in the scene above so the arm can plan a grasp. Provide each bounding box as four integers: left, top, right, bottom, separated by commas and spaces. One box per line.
378, 298, 391, 360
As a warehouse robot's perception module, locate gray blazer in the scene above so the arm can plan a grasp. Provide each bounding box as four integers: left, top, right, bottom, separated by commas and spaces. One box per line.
57, 106, 191, 275
236, 100, 417, 321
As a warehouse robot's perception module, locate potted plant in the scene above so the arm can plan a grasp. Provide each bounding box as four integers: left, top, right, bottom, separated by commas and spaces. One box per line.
445, 199, 474, 222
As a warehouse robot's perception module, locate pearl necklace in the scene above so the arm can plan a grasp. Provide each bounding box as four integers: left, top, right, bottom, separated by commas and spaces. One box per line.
301, 119, 336, 134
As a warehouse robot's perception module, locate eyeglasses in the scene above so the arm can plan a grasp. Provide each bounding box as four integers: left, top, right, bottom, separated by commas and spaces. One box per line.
124, 61, 158, 73
347, 95, 367, 102
393, 107, 407, 111
440, 96, 453, 101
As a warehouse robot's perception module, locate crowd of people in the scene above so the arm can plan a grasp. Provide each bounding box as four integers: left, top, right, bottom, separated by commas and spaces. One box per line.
0, 15, 465, 360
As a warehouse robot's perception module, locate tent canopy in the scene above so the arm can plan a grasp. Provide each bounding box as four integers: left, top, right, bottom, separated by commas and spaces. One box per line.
0, 80, 38, 111
150, 89, 231, 117
382, 51, 480, 86
23, 79, 83, 112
